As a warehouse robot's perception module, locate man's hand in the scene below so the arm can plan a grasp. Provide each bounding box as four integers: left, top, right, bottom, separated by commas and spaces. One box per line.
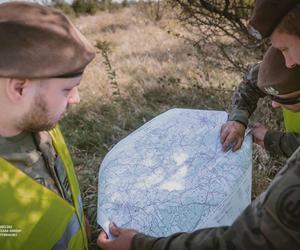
220, 121, 246, 152
97, 223, 138, 250
250, 123, 268, 148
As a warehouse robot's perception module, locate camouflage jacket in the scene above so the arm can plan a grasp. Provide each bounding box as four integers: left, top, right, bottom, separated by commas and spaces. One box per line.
0, 131, 73, 203
132, 146, 300, 250
227, 63, 300, 157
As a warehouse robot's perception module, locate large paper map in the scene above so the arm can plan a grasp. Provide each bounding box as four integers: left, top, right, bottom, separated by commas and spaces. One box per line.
97, 109, 252, 238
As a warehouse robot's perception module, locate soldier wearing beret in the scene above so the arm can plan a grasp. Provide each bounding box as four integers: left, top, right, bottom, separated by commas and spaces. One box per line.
0, 2, 95, 250
221, 46, 300, 157
97, 2, 300, 250
248, 0, 299, 40
221, 1, 300, 154
247, 0, 300, 67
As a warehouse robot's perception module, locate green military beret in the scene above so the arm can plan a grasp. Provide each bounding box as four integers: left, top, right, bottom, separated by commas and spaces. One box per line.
257, 46, 300, 95
0, 2, 95, 78
248, 0, 300, 39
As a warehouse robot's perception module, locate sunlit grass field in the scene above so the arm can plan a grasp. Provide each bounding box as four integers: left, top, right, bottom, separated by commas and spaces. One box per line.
60, 6, 285, 249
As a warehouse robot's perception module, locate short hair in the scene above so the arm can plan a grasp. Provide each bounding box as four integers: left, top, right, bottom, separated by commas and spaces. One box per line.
275, 4, 300, 37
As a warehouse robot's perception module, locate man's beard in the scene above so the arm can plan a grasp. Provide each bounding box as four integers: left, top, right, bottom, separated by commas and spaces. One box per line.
17, 94, 59, 132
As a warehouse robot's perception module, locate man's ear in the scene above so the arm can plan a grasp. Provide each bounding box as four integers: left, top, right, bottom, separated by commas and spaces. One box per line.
5, 78, 28, 102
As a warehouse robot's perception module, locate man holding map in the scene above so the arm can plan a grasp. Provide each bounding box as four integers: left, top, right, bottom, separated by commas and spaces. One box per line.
97, 1, 300, 249
221, 46, 300, 157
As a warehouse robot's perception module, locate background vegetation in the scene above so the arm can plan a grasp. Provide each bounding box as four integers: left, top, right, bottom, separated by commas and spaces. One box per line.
50, 1, 286, 248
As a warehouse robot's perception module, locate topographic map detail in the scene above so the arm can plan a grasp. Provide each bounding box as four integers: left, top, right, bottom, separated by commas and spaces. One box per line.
97, 109, 252, 238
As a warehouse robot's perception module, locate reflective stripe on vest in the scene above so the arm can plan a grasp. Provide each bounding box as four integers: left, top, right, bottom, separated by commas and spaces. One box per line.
49, 127, 88, 249
0, 126, 87, 250
53, 195, 83, 250
282, 108, 300, 134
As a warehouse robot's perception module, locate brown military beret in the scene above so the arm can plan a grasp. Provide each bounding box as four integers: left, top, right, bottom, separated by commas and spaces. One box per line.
248, 0, 300, 39
257, 46, 300, 95
0, 2, 95, 78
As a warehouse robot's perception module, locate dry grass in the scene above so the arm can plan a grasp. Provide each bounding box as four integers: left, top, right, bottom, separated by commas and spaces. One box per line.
60, 6, 286, 249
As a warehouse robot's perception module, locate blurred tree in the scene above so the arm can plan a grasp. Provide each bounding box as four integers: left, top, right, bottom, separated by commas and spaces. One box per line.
101, 0, 112, 9
122, 0, 129, 7
138, 0, 165, 22
72, 0, 98, 14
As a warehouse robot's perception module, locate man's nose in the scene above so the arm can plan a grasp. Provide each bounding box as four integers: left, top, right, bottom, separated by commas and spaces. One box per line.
284, 53, 297, 68
68, 87, 80, 105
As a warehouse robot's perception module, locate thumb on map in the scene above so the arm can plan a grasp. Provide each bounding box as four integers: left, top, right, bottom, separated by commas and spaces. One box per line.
109, 222, 121, 236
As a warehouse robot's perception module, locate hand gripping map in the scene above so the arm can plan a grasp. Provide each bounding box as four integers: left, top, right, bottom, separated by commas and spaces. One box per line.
97, 109, 252, 238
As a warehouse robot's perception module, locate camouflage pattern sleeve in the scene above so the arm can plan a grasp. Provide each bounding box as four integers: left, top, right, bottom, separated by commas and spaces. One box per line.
228, 63, 266, 126
131, 148, 300, 250
264, 130, 300, 157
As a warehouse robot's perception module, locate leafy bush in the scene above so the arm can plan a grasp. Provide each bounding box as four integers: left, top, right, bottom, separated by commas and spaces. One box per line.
72, 0, 98, 15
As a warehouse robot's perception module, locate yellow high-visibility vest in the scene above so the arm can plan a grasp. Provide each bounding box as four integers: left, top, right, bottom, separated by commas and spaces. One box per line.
0, 126, 88, 250
282, 108, 300, 134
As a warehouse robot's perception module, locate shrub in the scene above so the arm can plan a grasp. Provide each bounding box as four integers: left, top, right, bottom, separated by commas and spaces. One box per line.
72, 0, 98, 15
